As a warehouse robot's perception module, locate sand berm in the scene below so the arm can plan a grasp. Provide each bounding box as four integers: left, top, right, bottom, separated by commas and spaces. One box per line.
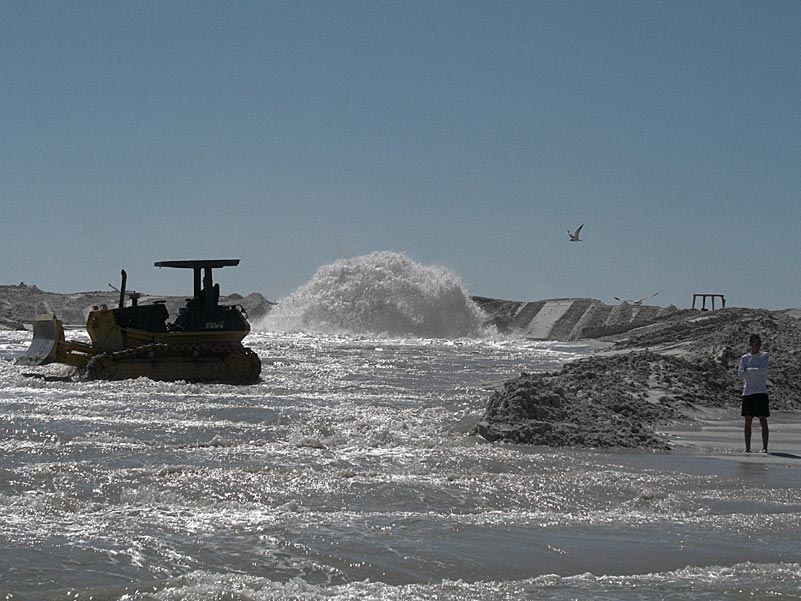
473, 307, 801, 449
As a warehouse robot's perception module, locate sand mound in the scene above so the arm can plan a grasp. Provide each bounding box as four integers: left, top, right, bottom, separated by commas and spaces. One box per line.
474, 308, 801, 449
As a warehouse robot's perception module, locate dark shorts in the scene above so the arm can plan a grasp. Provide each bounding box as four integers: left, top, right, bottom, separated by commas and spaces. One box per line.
742, 393, 770, 418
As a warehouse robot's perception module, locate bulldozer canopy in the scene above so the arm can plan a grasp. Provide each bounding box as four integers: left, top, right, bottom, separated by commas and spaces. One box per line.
154, 260, 240, 269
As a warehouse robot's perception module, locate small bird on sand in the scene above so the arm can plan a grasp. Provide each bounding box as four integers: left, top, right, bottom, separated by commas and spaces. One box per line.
568, 224, 584, 242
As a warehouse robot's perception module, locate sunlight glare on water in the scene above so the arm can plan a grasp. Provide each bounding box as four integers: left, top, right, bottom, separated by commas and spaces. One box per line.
1, 329, 801, 599
2, 251, 801, 599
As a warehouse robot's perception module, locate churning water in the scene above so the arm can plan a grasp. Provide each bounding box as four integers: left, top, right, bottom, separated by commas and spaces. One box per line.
256, 252, 488, 338
1, 254, 800, 599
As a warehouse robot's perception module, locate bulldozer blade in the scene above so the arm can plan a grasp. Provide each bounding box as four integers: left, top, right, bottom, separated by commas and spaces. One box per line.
16, 314, 66, 366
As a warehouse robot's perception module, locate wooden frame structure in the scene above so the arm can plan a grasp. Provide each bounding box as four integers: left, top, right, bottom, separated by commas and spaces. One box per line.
692, 293, 725, 310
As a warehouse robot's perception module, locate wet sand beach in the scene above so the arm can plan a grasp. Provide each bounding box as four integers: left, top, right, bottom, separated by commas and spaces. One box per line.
663, 409, 801, 464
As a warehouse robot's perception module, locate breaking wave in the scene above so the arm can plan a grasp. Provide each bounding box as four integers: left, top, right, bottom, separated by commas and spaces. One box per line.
255, 251, 489, 338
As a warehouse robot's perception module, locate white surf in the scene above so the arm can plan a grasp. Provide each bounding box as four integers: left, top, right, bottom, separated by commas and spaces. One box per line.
256, 251, 489, 338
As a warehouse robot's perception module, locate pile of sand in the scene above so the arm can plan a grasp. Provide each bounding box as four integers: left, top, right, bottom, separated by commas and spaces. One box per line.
474, 307, 801, 449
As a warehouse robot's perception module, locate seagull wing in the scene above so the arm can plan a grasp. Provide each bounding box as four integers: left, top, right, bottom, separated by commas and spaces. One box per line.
643, 292, 659, 301
633, 292, 659, 304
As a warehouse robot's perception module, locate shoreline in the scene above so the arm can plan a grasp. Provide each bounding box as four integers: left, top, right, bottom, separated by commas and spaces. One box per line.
660, 409, 801, 463
474, 307, 801, 449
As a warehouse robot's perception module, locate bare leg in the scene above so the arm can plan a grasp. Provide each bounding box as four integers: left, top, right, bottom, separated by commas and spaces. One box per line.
744, 417, 753, 452
759, 417, 769, 452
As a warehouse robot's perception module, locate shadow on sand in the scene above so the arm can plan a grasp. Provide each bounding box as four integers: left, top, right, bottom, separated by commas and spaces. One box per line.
769, 452, 801, 460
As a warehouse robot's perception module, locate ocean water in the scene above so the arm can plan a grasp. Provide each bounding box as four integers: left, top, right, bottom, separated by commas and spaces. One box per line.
2, 330, 801, 600
2, 253, 800, 599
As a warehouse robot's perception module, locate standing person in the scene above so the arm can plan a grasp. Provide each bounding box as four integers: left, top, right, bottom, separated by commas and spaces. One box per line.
737, 334, 769, 453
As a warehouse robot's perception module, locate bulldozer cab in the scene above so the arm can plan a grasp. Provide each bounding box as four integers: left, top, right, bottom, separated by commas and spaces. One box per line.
156, 259, 238, 306
155, 259, 249, 332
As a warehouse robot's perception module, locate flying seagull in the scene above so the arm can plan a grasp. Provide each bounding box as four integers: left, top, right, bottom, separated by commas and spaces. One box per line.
614, 292, 659, 305
568, 224, 584, 242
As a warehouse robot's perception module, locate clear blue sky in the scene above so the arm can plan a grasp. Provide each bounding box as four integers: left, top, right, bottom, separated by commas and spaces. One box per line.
2, 1, 799, 309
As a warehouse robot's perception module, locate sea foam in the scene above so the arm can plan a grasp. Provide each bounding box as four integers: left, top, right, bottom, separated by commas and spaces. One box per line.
255, 251, 488, 338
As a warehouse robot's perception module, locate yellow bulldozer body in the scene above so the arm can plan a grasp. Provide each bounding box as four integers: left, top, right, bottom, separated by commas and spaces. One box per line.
17, 260, 262, 383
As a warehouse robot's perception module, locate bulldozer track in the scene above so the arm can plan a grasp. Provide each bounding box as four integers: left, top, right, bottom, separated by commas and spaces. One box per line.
85, 343, 261, 384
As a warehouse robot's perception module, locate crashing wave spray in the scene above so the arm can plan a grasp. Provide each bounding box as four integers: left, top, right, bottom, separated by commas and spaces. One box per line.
256, 251, 489, 338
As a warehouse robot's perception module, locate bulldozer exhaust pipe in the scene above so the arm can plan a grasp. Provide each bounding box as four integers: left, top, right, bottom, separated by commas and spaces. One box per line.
119, 270, 127, 309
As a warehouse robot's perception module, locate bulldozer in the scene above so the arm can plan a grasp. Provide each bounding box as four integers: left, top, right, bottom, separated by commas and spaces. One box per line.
17, 259, 262, 383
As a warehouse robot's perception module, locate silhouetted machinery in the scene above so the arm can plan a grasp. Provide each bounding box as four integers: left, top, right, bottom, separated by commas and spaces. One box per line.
17, 260, 261, 383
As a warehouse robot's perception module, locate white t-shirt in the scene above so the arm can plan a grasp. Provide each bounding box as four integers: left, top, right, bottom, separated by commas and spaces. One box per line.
737, 351, 768, 395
